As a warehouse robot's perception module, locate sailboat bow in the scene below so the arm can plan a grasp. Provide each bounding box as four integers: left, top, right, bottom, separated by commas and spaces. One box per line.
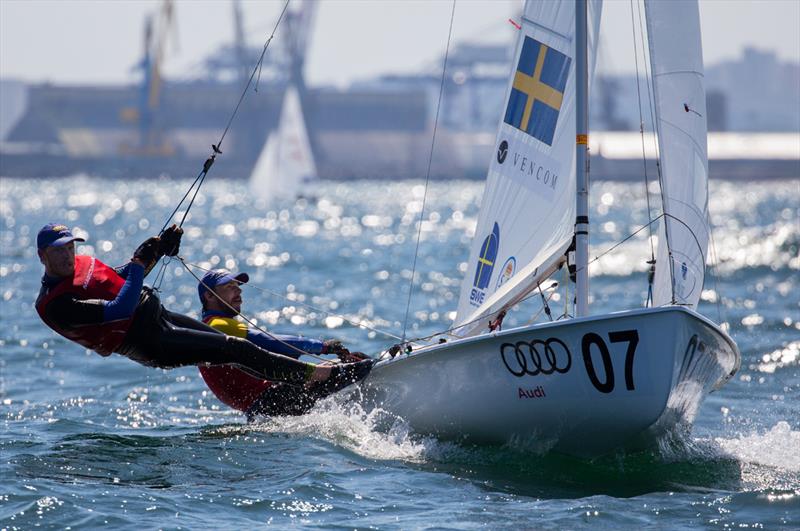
364, 306, 738, 456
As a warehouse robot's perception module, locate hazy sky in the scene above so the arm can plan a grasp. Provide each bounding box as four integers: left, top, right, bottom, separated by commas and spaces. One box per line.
1, 0, 798, 88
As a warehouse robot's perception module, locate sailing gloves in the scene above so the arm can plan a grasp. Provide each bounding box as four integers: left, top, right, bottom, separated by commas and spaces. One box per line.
322, 339, 347, 355
322, 340, 371, 363
311, 358, 374, 397
133, 237, 160, 270
159, 224, 183, 257
132, 224, 184, 276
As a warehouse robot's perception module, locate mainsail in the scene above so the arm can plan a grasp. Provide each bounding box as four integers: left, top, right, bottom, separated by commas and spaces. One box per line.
453, 1, 602, 336
250, 84, 318, 200
645, 0, 709, 308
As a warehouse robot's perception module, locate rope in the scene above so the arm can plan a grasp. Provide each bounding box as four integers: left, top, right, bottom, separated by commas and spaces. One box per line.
158, 0, 291, 235
400, 0, 457, 344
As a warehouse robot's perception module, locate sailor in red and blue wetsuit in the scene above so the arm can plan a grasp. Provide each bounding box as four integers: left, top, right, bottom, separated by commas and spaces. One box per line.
196, 269, 370, 419
34, 223, 371, 393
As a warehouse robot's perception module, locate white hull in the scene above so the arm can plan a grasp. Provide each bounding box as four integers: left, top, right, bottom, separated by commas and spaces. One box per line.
361, 307, 740, 457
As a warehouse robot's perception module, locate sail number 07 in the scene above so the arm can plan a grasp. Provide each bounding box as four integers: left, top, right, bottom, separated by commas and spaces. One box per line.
581, 330, 639, 393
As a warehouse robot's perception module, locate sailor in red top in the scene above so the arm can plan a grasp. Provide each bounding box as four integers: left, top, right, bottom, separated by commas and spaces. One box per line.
196, 269, 370, 419
34, 223, 372, 394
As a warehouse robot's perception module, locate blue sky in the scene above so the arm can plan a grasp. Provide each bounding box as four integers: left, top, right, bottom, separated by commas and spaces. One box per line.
1, 0, 798, 87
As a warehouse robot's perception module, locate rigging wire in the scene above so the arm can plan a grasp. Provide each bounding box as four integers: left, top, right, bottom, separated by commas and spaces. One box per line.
158, 0, 292, 235
635, 0, 676, 303
399, 213, 682, 348
152, 255, 172, 291
707, 215, 725, 325
177, 256, 329, 362
400, 0, 458, 344
526, 288, 559, 326
150, 0, 291, 292
180, 259, 403, 341
629, 0, 657, 306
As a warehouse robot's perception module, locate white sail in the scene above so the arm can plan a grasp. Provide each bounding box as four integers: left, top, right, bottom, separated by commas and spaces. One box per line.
363, 0, 740, 459
645, 0, 709, 309
453, 0, 602, 336
250, 85, 318, 201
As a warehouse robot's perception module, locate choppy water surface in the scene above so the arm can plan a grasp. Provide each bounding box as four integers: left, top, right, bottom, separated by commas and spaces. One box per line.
1, 177, 798, 529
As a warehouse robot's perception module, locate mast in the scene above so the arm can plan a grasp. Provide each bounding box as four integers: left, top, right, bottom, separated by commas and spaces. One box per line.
575, 0, 589, 316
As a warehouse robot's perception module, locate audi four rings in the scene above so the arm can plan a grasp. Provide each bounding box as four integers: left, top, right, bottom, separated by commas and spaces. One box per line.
500, 337, 572, 377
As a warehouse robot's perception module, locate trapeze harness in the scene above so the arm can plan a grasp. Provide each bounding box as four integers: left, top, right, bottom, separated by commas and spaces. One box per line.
198, 315, 274, 412
36, 255, 132, 356
198, 315, 327, 418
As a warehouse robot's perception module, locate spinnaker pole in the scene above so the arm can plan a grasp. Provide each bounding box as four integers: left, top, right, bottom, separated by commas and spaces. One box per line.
575, 0, 590, 316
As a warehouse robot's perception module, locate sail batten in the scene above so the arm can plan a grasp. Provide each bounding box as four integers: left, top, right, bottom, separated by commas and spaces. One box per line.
453, 0, 602, 336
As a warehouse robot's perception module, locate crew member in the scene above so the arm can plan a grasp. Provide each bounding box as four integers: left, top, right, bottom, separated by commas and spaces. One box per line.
34, 223, 371, 392
196, 269, 369, 419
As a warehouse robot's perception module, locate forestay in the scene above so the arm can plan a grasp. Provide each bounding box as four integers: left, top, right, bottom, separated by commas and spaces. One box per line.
646, 0, 710, 309
250, 84, 317, 200
453, 0, 602, 337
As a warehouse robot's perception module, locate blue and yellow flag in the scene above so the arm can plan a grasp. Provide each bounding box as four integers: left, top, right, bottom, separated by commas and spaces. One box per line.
473, 222, 500, 290
504, 36, 571, 146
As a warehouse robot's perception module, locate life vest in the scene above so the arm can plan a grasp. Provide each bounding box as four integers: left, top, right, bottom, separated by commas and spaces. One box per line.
35, 255, 133, 356
197, 315, 273, 411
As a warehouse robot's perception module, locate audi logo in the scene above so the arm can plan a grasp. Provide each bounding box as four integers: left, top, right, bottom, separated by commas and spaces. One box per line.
500, 338, 572, 377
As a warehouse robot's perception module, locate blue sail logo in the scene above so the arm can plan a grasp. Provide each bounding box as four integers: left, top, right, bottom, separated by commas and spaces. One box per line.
470, 223, 500, 307
504, 36, 571, 146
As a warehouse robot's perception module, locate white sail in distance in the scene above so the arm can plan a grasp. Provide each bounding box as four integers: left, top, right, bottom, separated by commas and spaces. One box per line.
453, 0, 602, 336
249, 85, 318, 201
645, 0, 709, 309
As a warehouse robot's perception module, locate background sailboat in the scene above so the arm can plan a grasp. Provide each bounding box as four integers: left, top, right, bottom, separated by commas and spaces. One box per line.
361, 0, 740, 457
249, 84, 318, 201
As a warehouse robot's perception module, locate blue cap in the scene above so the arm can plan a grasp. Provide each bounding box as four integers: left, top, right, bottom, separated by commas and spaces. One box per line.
37, 223, 85, 250
198, 269, 249, 302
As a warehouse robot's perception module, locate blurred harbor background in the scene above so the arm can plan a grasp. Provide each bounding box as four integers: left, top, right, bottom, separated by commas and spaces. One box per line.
1, 0, 798, 181
1, 2, 799, 527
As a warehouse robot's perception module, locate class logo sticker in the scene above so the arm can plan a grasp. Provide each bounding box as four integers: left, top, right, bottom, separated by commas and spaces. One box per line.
504, 36, 571, 146
496, 257, 516, 289
672, 258, 697, 301
470, 222, 500, 307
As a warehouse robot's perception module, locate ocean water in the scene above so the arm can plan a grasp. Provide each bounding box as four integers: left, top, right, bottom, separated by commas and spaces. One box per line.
1, 177, 798, 529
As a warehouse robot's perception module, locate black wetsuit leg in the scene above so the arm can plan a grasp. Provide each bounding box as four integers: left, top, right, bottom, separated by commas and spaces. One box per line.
245, 383, 325, 420
245, 360, 375, 420
117, 289, 312, 385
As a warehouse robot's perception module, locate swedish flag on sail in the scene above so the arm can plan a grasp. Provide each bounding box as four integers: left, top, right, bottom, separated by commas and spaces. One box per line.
504, 36, 571, 146
473, 222, 500, 290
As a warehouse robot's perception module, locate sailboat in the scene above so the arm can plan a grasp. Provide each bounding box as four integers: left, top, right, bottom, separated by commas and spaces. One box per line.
360, 0, 740, 456
249, 84, 318, 201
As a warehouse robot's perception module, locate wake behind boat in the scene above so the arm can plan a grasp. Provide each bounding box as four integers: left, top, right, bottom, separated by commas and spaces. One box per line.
358, 0, 741, 457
